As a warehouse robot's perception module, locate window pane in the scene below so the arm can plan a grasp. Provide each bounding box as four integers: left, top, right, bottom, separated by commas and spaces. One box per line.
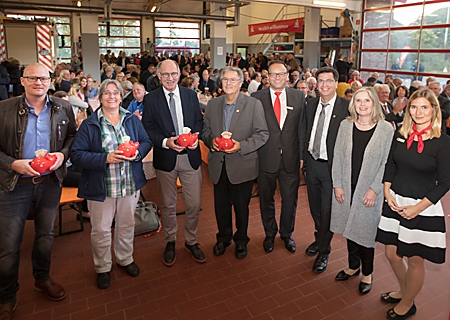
361, 51, 388, 70
185, 40, 200, 48
422, 2, 450, 26
98, 25, 107, 36
58, 48, 71, 59
110, 26, 123, 37
123, 20, 140, 26
124, 38, 140, 47
365, 0, 391, 9
110, 20, 123, 26
124, 27, 140, 37
364, 10, 391, 29
56, 24, 70, 35
362, 31, 389, 49
393, 0, 423, 5
155, 21, 171, 28
390, 5, 424, 27
106, 38, 124, 47
420, 28, 448, 49
99, 38, 107, 47
417, 53, 450, 74
389, 29, 420, 49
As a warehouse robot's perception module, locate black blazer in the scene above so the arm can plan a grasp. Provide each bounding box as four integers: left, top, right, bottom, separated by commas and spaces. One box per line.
198, 79, 216, 94
302, 95, 350, 169
142, 86, 203, 172
252, 88, 305, 174
381, 101, 403, 129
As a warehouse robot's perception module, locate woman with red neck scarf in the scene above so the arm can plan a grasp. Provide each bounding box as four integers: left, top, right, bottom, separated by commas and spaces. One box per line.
376, 89, 450, 320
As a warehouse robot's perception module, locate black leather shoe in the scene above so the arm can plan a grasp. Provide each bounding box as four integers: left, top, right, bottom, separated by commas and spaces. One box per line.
213, 241, 231, 256
381, 292, 402, 304
163, 242, 176, 267
387, 304, 416, 320
281, 236, 296, 253
263, 236, 275, 253
335, 268, 360, 281
305, 242, 319, 256
185, 243, 206, 263
235, 244, 247, 259
359, 281, 372, 295
118, 262, 140, 277
97, 272, 110, 289
312, 254, 328, 273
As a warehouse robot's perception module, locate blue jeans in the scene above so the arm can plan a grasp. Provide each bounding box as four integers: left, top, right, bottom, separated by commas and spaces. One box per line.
0, 179, 62, 304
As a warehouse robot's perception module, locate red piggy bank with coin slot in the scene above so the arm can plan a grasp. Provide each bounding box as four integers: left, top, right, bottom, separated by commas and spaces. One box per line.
30, 149, 57, 174
215, 131, 234, 151
118, 136, 140, 158
177, 127, 198, 147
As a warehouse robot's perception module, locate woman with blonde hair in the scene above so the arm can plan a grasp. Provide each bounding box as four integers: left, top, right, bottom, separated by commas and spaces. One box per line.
351, 80, 362, 92
331, 87, 393, 295
68, 82, 89, 117
376, 89, 450, 319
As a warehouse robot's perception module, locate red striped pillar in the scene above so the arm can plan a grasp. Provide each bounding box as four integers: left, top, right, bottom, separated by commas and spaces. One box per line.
36, 24, 53, 72
0, 24, 6, 62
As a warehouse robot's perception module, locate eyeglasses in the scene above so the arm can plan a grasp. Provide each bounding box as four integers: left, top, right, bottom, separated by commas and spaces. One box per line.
317, 79, 336, 85
160, 72, 179, 79
268, 72, 287, 79
222, 77, 240, 84
103, 91, 121, 96
23, 76, 51, 83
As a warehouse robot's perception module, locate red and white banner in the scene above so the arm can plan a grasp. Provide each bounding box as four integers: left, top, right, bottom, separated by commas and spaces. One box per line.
0, 24, 6, 62
248, 18, 304, 37
36, 24, 53, 72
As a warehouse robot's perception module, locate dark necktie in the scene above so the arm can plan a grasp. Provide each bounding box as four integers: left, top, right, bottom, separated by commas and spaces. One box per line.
274, 92, 281, 125
311, 103, 328, 160
168, 93, 179, 135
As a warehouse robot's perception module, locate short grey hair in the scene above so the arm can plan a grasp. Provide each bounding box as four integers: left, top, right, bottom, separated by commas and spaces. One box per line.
98, 79, 124, 101
374, 83, 390, 93
306, 77, 316, 84
219, 66, 243, 82
105, 66, 114, 73
121, 80, 133, 91
156, 60, 180, 74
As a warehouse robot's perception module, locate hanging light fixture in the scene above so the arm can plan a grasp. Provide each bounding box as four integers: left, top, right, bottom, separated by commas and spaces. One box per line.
76, 0, 82, 7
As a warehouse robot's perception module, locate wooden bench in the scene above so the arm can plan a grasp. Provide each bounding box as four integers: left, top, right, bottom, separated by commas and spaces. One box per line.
58, 187, 84, 236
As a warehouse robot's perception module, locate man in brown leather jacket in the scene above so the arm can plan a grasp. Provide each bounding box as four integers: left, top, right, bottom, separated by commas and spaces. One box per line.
0, 63, 76, 320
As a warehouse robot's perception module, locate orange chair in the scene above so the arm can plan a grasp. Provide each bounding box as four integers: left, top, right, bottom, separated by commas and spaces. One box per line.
58, 187, 84, 236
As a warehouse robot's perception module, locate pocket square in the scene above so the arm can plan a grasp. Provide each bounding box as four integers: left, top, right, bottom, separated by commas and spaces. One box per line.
287, 106, 293, 110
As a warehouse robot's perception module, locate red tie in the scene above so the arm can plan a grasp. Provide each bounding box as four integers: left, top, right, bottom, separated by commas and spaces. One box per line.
274, 92, 281, 125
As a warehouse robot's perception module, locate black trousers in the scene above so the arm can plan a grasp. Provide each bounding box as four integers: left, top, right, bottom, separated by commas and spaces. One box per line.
305, 153, 333, 254
347, 239, 374, 276
214, 163, 253, 246
258, 156, 299, 238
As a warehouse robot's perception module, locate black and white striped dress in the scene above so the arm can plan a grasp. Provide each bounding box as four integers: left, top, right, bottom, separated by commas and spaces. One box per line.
376, 132, 450, 264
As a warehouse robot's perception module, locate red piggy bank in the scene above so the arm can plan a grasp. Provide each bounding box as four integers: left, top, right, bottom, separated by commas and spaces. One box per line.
215, 131, 234, 151
118, 136, 140, 158
30, 149, 57, 174
177, 132, 198, 147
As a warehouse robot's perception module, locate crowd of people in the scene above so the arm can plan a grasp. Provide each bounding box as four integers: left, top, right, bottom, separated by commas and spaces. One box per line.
0, 48, 449, 320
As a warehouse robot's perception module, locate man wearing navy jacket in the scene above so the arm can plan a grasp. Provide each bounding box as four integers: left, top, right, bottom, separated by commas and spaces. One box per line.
142, 60, 205, 267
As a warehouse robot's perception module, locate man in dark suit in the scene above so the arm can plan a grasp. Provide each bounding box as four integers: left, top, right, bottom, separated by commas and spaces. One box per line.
375, 84, 404, 130
202, 66, 269, 259
301, 67, 349, 273
334, 54, 353, 80
252, 61, 305, 254
198, 69, 216, 94
117, 51, 131, 72
172, 50, 186, 69
235, 53, 248, 70
142, 60, 205, 267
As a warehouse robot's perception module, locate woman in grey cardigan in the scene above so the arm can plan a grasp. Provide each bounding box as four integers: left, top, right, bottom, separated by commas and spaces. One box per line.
331, 87, 393, 295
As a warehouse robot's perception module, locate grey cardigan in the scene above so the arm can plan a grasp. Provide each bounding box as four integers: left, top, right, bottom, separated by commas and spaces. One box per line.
330, 119, 393, 248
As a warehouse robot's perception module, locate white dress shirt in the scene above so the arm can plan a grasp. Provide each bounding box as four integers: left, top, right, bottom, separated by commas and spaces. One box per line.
162, 86, 184, 149
308, 94, 337, 160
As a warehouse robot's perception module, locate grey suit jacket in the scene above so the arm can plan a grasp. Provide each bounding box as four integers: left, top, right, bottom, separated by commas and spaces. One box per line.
202, 93, 269, 185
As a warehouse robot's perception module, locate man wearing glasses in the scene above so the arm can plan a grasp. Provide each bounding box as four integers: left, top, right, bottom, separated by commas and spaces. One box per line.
202, 66, 268, 259
301, 67, 349, 273
142, 60, 205, 267
252, 61, 305, 254
0, 63, 76, 319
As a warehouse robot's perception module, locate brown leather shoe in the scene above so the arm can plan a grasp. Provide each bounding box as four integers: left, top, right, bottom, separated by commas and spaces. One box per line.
34, 279, 66, 301
0, 299, 17, 320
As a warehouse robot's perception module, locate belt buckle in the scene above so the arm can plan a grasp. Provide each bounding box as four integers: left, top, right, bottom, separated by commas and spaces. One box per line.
31, 176, 42, 184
